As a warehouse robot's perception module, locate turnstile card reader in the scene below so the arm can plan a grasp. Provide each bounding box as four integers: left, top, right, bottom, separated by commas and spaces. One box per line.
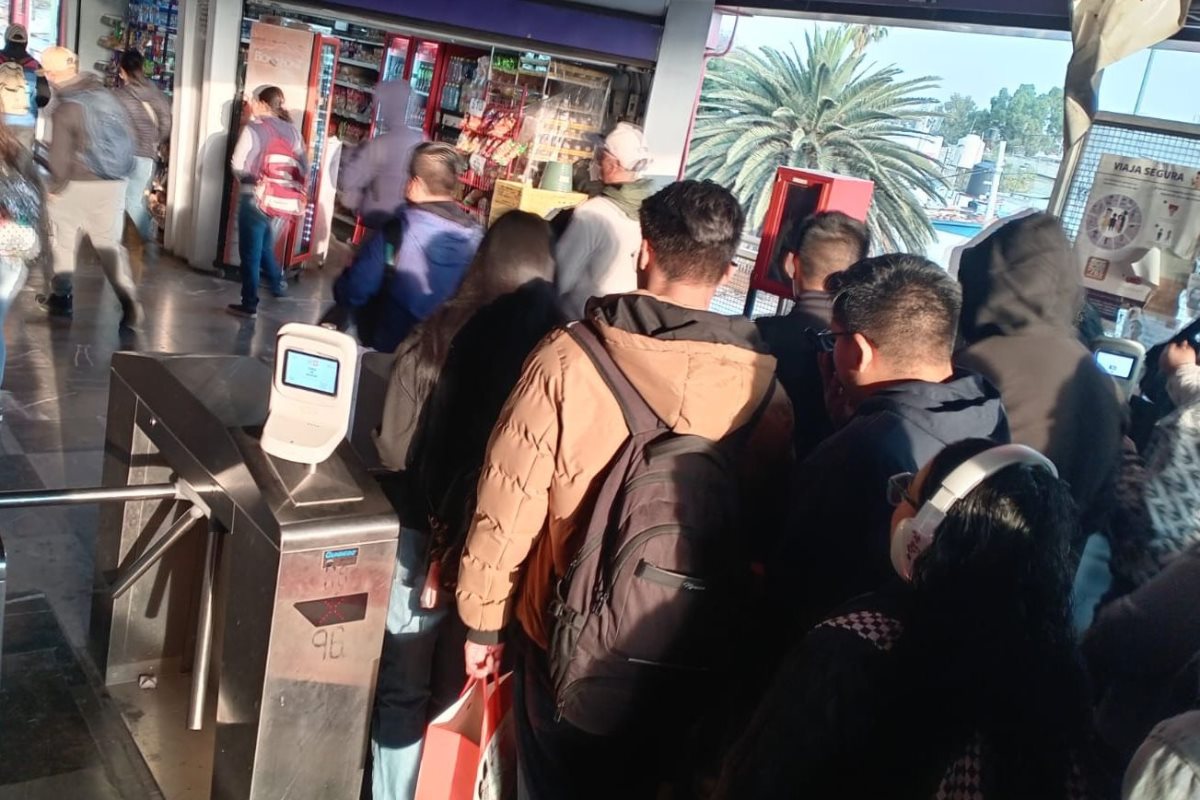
263, 324, 361, 465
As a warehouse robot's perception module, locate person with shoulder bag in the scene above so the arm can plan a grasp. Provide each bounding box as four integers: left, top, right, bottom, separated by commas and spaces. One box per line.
226, 85, 307, 319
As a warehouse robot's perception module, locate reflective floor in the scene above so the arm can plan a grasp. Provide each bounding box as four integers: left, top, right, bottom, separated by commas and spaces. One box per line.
0, 245, 341, 798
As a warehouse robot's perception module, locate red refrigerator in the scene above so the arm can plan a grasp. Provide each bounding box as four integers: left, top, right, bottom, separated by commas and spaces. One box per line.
220, 21, 339, 272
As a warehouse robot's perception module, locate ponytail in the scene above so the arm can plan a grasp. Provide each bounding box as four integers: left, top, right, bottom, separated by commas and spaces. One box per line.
256, 85, 291, 123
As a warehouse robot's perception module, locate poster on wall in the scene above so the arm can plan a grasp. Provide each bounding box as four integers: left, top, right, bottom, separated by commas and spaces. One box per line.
1076, 154, 1200, 318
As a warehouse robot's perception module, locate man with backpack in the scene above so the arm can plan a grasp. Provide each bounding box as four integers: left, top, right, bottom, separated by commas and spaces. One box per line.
456, 180, 793, 799
0, 24, 50, 149
35, 46, 139, 327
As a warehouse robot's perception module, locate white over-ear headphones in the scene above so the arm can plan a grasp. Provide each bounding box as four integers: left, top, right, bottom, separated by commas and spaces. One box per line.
890, 444, 1058, 582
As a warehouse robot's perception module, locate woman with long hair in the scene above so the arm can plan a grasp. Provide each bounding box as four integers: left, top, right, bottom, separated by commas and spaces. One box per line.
0, 115, 45, 403
370, 210, 562, 800
717, 438, 1096, 799
226, 85, 305, 319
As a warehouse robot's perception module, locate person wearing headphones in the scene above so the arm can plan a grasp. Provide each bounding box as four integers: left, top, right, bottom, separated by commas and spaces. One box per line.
554, 122, 655, 319
717, 439, 1097, 798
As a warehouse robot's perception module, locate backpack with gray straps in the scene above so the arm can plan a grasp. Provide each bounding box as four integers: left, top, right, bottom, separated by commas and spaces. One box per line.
547, 321, 773, 736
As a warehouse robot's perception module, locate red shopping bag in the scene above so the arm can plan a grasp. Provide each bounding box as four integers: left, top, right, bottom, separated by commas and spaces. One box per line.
414, 674, 515, 800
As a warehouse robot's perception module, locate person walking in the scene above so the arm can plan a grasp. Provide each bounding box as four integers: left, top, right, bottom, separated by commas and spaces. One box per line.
114, 48, 172, 276
331, 142, 481, 351
35, 46, 139, 327
369, 210, 562, 800
226, 86, 306, 319
0, 115, 45, 401
338, 80, 423, 229
0, 24, 50, 150
554, 122, 655, 319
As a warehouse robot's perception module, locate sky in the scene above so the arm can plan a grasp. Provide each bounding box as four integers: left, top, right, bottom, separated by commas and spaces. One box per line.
733, 14, 1200, 124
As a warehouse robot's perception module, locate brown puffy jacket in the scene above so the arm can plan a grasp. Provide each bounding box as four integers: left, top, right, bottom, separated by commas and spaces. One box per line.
456, 293, 794, 647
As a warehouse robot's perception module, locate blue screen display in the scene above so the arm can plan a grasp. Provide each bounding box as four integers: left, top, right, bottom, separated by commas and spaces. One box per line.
282, 349, 340, 397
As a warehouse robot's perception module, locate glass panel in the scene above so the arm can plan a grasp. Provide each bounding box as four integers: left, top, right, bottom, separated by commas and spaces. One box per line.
27, 0, 60, 57
1099, 47, 1200, 125
382, 36, 409, 84
295, 41, 336, 258
406, 41, 438, 130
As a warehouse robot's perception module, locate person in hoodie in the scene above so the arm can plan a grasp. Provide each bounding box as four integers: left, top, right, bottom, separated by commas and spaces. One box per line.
332, 142, 481, 352
35, 46, 140, 327
456, 180, 793, 799
554, 122, 655, 319
956, 211, 1123, 540
768, 254, 1010, 636
226, 85, 306, 319
0, 24, 50, 149
114, 49, 172, 273
338, 79, 424, 229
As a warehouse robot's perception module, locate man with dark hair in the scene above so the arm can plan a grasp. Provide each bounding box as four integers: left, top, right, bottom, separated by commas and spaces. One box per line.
114, 48, 172, 274
332, 142, 481, 351
768, 253, 1010, 634
757, 211, 870, 458
457, 180, 793, 799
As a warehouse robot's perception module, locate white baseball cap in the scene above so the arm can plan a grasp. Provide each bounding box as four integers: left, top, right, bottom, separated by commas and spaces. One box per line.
599, 122, 651, 173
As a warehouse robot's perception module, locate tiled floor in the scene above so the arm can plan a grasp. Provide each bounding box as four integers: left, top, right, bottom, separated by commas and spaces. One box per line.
0, 245, 341, 798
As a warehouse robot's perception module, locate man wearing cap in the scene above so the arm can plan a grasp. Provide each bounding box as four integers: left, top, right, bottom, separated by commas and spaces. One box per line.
0, 24, 50, 149
35, 46, 140, 327
554, 122, 655, 320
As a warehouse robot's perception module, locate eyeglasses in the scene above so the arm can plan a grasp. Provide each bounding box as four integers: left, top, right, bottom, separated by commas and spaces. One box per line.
805, 328, 855, 353
887, 472, 918, 508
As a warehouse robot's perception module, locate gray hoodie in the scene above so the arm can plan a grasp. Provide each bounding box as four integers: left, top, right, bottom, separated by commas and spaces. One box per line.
338, 80, 425, 225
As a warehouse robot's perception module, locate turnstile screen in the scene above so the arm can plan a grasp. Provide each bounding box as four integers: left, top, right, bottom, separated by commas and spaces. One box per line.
283, 349, 340, 397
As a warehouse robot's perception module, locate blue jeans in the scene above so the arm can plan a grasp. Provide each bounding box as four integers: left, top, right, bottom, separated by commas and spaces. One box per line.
0, 258, 28, 389
237, 196, 284, 311
124, 156, 156, 241
372, 527, 465, 800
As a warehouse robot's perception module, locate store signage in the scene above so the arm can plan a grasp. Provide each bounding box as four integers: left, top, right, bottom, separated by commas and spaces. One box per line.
1076, 153, 1200, 309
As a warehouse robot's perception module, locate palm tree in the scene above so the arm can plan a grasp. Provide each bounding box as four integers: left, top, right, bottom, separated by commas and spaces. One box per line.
687, 26, 945, 253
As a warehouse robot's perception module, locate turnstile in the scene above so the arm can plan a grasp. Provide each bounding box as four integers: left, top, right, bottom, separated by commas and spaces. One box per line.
77, 352, 400, 799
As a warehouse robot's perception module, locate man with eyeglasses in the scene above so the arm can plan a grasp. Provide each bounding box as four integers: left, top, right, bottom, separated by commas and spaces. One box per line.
756, 211, 869, 460
767, 253, 1010, 638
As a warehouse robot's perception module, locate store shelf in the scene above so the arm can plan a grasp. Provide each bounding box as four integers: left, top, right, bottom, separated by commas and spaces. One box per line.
413, 88, 430, 97
459, 173, 494, 192
339, 57, 382, 70
333, 110, 373, 124
334, 79, 373, 92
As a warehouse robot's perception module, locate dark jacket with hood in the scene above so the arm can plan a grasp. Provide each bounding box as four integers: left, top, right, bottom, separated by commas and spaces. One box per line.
956, 212, 1123, 532
338, 80, 424, 226
769, 371, 1010, 634
333, 201, 482, 352
0, 42, 49, 128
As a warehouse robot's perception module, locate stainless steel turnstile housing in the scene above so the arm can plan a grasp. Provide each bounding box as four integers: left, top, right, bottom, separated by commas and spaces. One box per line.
88, 352, 399, 799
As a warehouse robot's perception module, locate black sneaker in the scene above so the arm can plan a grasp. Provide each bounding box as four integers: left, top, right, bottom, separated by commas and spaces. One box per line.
36, 293, 72, 317
226, 303, 257, 319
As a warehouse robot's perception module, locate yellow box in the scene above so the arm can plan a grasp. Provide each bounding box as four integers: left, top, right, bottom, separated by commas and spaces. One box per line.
489, 179, 588, 226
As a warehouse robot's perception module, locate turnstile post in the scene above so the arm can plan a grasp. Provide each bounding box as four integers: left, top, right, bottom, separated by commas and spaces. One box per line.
187, 521, 220, 731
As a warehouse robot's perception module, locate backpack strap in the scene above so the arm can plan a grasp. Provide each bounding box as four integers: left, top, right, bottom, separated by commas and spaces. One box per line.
566, 320, 662, 436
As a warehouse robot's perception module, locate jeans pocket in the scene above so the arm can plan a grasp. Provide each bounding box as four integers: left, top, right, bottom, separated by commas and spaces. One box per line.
386, 527, 447, 636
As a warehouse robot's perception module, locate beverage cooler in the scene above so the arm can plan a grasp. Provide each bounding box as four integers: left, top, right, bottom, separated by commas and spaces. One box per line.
219, 21, 339, 274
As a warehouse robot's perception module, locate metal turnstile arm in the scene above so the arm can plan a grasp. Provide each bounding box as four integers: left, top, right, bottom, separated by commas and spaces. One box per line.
0, 483, 178, 508
187, 521, 220, 731
111, 505, 206, 599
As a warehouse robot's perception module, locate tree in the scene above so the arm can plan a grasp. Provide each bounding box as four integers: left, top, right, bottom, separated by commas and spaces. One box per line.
851, 24, 888, 56
687, 26, 945, 252
936, 93, 985, 144
979, 84, 1064, 155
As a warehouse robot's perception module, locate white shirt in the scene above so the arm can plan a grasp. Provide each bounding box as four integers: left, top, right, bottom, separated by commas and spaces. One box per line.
554, 195, 642, 320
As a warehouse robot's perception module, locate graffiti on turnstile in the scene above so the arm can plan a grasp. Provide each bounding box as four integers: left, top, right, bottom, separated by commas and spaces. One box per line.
312, 626, 345, 661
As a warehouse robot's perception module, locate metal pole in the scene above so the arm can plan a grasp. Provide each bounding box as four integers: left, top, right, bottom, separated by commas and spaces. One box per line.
187, 521, 220, 731
1134, 49, 1158, 116
0, 483, 177, 509
985, 140, 1007, 224
111, 505, 205, 599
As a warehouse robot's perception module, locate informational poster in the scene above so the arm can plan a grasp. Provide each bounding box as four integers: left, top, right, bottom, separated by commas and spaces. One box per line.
1076, 154, 1200, 311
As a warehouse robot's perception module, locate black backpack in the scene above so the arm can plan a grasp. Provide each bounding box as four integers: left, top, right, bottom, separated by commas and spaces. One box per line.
547, 321, 773, 736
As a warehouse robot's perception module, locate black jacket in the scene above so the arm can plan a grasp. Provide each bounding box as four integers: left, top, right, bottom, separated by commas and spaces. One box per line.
404, 280, 563, 576
769, 371, 1010, 634
956, 212, 1123, 532
756, 291, 835, 461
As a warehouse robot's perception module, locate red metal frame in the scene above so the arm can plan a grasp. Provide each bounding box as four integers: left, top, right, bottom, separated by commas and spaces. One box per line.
286, 34, 340, 267
749, 167, 874, 303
